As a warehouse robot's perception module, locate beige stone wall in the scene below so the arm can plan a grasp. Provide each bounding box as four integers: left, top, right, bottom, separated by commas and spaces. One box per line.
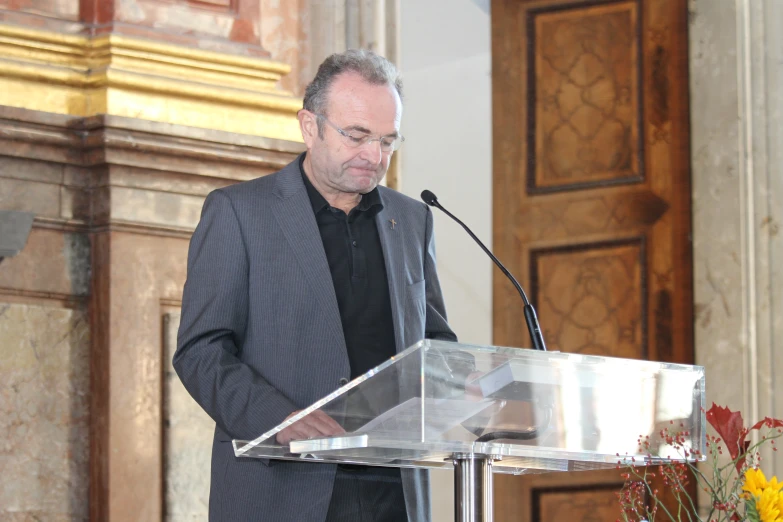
0, 148, 92, 520
259, 0, 400, 98
0, 303, 90, 521
163, 313, 214, 522
689, 0, 783, 470
261, 0, 311, 96
0, 106, 302, 521
0, 1, 312, 521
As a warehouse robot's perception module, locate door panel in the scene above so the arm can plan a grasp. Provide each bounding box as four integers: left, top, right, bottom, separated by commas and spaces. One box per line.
491, 0, 692, 519
532, 238, 645, 359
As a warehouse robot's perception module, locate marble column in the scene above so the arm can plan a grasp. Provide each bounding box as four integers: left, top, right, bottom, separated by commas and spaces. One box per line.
690, 0, 783, 470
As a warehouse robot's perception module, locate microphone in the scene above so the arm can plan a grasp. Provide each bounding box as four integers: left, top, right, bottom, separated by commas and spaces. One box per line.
421, 190, 547, 351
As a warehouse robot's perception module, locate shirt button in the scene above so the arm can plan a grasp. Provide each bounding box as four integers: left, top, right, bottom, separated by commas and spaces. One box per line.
352, 240, 357, 247
339, 377, 349, 386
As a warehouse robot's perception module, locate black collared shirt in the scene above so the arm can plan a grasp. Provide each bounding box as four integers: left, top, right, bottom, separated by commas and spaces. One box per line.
300, 155, 397, 379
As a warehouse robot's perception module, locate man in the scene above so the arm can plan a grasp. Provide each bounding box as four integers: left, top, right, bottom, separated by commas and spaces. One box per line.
174, 49, 456, 521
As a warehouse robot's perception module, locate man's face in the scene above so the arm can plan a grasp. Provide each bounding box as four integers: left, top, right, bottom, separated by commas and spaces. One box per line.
300, 72, 402, 196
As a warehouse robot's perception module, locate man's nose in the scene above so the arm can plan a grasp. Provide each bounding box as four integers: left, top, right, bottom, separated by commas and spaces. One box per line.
358, 138, 383, 164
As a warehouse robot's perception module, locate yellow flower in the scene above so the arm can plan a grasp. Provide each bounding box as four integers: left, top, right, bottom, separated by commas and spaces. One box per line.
756, 487, 783, 522
746, 468, 770, 498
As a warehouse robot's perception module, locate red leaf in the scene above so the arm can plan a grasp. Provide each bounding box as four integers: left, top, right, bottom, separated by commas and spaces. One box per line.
750, 417, 783, 432
706, 404, 747, 470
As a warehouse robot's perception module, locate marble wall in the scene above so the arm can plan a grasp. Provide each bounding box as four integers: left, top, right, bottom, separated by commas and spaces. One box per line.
0, 106, 302, 521
0, 1, 308, 520
689, 0, 783, 469
0, 303, 90, 522
162, 313, 214, 522
260, 0, 311, 96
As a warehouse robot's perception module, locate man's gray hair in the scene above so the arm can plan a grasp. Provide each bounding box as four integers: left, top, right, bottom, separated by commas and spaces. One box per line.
303, 49, 403, 136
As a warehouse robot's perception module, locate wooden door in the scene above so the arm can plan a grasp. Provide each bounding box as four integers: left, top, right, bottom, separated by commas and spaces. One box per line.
491, 0, 692, 520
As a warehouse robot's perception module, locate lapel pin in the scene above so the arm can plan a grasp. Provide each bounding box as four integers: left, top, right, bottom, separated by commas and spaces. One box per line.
389, 218, 397, 230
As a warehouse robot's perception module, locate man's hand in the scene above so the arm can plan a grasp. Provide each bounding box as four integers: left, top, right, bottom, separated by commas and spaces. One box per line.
464, 370, 485, 400
275, 409, 345, 445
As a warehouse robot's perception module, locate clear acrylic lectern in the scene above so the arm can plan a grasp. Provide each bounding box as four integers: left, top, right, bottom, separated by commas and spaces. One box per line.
234, 340, 706, 522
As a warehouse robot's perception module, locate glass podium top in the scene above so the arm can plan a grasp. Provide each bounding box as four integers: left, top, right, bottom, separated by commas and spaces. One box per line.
234, 340, 705, 475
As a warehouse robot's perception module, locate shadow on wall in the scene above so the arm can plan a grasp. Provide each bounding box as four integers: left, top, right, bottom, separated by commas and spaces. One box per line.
0, 210, 34, 265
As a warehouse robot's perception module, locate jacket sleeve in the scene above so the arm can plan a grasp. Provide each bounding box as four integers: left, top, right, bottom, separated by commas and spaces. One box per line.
173, 189, 297, 441
423, 205, 458, 343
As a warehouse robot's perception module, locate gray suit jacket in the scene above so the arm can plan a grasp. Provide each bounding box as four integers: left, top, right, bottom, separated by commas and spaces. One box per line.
174, 156, 457, 522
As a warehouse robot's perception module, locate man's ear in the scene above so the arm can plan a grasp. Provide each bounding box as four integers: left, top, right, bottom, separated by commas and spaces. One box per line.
298, 110, 317, 148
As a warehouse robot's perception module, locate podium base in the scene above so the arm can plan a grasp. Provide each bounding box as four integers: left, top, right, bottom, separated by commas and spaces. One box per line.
452, 454, 495, 522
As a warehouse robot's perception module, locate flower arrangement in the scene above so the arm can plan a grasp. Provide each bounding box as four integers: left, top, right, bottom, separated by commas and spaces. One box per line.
617, 403, 783, 522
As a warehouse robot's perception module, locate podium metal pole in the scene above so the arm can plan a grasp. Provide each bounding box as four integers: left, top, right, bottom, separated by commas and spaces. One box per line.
452, 454, 494, 522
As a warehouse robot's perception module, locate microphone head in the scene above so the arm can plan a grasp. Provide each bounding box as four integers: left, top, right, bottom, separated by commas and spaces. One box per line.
420, 190, 438, 206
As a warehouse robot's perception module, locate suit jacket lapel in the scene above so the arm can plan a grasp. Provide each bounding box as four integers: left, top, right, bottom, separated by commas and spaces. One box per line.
271, 162, 347, 353
376, 191, 406, 353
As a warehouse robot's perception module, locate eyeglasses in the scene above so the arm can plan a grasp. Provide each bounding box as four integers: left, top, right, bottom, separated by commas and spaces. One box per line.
316, 114, 405, 152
